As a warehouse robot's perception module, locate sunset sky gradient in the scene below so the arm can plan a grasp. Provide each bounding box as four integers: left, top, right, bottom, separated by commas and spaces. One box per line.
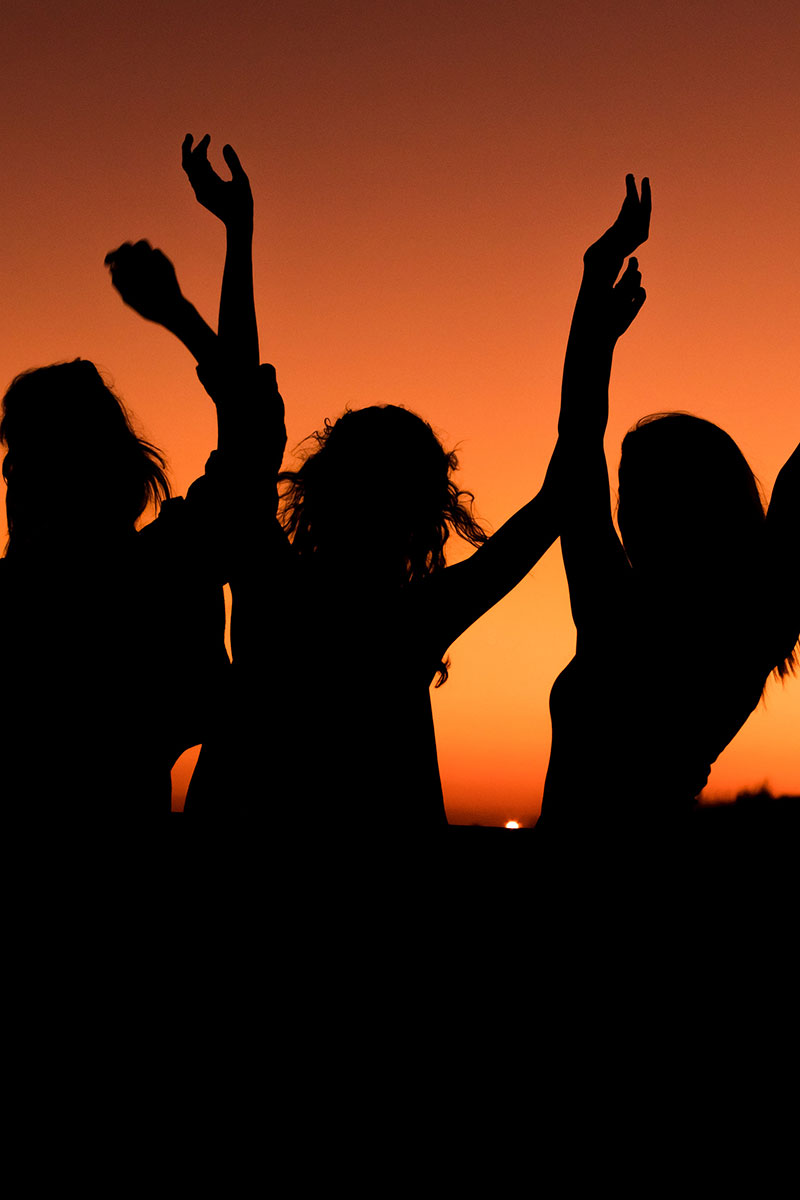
2, 0, 797, 820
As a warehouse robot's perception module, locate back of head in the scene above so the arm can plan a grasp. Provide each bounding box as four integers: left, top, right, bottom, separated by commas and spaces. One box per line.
278, 403, 487, 686
1, 360, 170, 556
616, 412, 800, 682
280, 404, 487, 582
617, 413, 766, 581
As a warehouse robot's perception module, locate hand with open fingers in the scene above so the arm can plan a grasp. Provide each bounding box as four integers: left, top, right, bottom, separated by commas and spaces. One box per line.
584, 174, 651, 274
609, 256, 647, 340
104, 240, 185, 325
182, 133, 253, 228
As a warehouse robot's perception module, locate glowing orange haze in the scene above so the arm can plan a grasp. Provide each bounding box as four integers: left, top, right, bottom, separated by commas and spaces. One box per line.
1, 2, 797, 820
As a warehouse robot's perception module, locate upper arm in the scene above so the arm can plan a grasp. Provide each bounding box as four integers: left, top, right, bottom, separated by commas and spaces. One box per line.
416, 485, 560, 654
766, 442, 800, 657
559, 438, 631, 634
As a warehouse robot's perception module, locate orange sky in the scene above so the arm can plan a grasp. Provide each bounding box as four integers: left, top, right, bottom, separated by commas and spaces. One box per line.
2, 0, 798, 821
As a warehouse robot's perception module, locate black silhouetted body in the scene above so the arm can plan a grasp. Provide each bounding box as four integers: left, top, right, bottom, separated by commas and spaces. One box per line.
544, 447, 799, 836
187, 401, 564, 822
538, 177, 799, 847
98, 132, 264, 811
233, 557, 454, 824
0, 360, 227, 809
166, 136, 565, 822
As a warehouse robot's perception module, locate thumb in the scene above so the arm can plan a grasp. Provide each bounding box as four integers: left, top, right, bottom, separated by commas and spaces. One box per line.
222, 143, 247, 181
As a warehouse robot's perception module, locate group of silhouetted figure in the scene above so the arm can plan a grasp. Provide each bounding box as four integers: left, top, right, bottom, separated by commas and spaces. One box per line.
1, 137, 797, 845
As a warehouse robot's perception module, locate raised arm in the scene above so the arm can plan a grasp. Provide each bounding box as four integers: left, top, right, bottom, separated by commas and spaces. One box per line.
557, 175, 650, 633
420, 443, 563, 654
420, 179, 652, 654
181, 133, 259, 371
104, 240, 217, 364
559, 175, 650, 441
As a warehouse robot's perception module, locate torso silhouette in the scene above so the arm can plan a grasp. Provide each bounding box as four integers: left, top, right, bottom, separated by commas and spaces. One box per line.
0, 474, 227, 811
540, 497, 799, 844
187, 540, 450, 824
183, 440, 560, 820
299, 574, 448, 825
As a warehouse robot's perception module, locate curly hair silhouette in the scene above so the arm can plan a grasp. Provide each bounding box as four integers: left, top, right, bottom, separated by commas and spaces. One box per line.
278, 404, 489, 686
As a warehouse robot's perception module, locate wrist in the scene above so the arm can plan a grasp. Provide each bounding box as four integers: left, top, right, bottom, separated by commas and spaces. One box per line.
161, 294, 197, 333
224, 217, 254, 242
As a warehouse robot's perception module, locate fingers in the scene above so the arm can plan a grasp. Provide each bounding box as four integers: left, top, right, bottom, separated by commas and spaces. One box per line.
631, 173, 651, 234
613, 257, 647, 334
104, 241, 173, 293
622, 255, 641, 283
105, 243, 138, 295
621, 173, 651, 219
182, 132, 211, 175
622, 257, 645, 300
184, 132, 247, 182
105, 241, 139, 265
618, 257, 644, 300
222, 143, 247, 181
624, 173, 648, 201
104, 240, 137, 270
641, 176, 652, 237
104, 244, 128, 266
105, 239, 156, 264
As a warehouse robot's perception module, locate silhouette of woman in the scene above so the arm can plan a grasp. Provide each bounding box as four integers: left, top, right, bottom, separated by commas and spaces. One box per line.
93, 135, 284, 813
163, 135, 566, 822
538, 176, 799, 848
0, 244, 233, 809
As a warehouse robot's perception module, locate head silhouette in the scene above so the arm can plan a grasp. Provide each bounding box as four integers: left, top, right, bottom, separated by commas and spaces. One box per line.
279, 404, 487, 584
1, 360, 170, 556
617, 413, 766, 579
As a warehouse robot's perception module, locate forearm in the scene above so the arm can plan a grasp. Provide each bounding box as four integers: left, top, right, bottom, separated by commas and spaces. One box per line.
476, 486, 560, 595
161, 297, 218, 364
219, 222, 259, 370
558, 273, 615, 443
436, 448, 563, 645
555, 267, 628, 629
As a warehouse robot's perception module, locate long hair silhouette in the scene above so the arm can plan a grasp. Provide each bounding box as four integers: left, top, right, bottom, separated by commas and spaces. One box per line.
539, 176, 799, 848
617, 412, 796, 679
1, 360, 170, 555
0, 353, 226, 809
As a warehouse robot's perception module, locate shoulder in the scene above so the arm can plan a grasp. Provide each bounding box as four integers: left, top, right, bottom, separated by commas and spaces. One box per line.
136, 482, 214, 568
137, 495, 188, 543
767, 445, 800, 534
139, 463, 218, 538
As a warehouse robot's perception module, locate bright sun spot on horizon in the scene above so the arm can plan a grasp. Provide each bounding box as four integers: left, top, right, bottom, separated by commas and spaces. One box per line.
505, 821, 521, 829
